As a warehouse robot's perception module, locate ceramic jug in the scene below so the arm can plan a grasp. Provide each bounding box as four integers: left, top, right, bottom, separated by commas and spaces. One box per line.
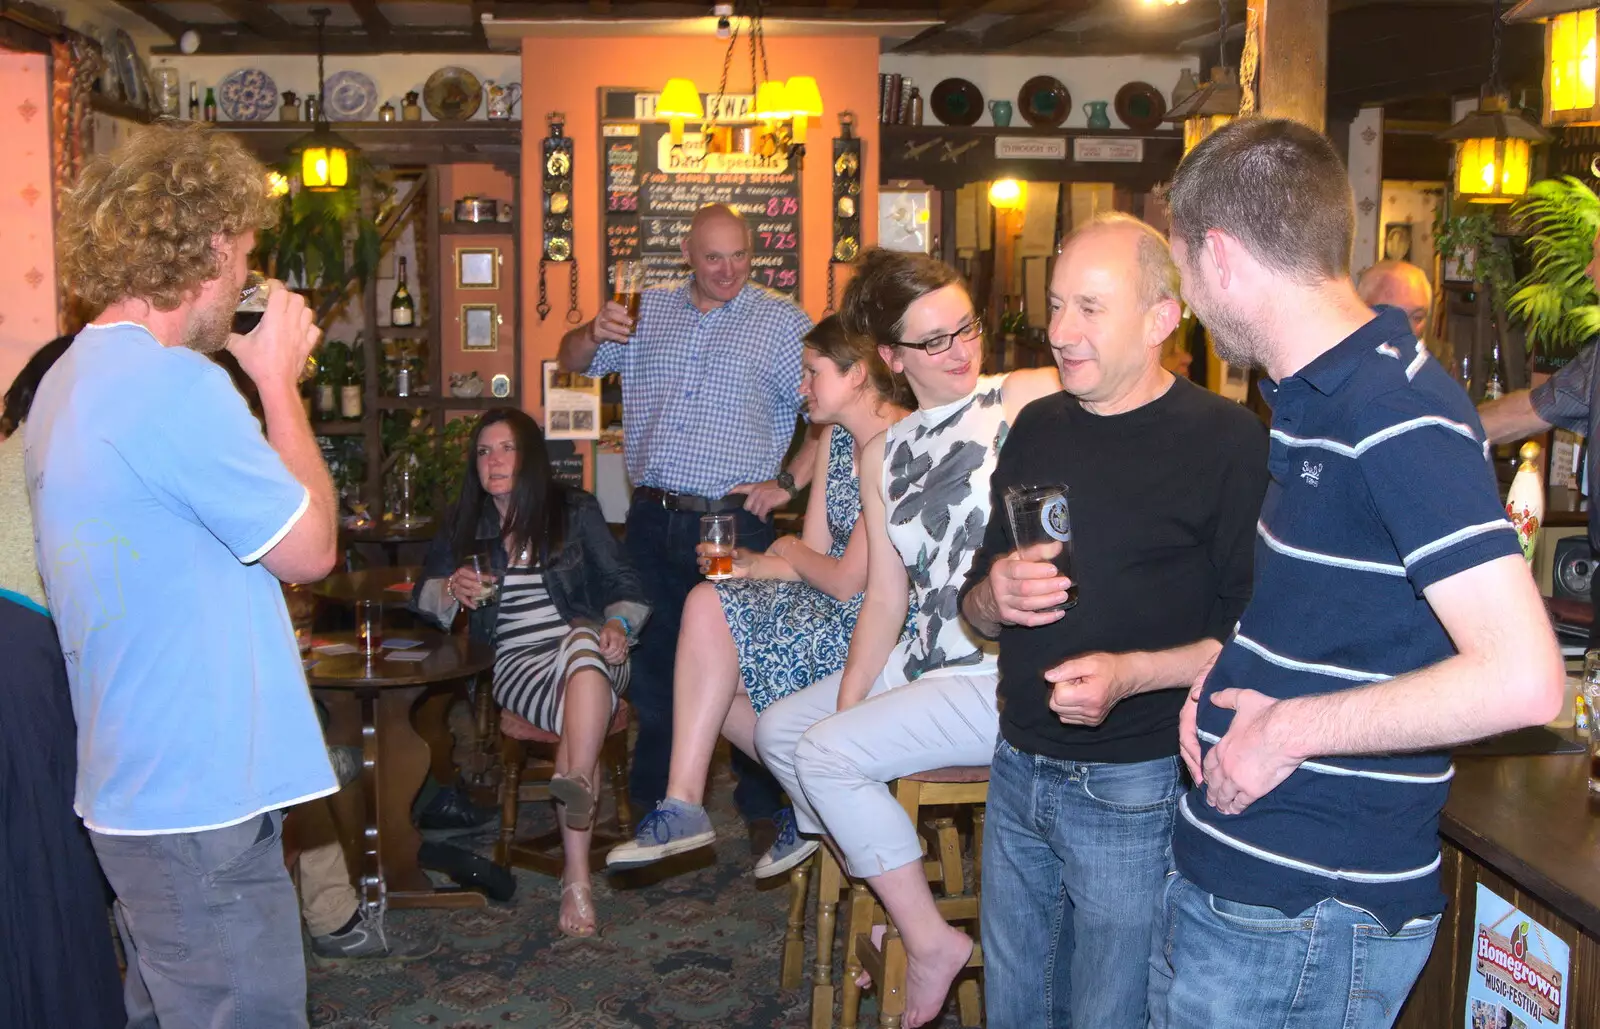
485, 81, 522, 120
988, 99, 1013, 127
1083, 101, 1111, 129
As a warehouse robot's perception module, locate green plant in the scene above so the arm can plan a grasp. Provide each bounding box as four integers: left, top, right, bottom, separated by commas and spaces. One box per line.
1507, 176, 1600, 357
383, 412, 476, 518
1434, 206, 1518, 313
254, 161, 383, 322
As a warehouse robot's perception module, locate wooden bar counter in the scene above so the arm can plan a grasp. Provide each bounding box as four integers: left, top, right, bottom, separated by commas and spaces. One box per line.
1396, 743, 1600, 1026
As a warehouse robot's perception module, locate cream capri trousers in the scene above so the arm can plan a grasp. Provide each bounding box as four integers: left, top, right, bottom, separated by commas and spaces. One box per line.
753, 666, 1000, 879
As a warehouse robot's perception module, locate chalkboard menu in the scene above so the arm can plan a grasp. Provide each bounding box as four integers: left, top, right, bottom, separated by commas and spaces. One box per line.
602, 88, 801, 302
545, 439, 586, 491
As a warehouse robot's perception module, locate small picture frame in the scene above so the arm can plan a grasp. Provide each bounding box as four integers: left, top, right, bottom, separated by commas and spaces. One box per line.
457, 247, 500, 290
462, 304, 499, 351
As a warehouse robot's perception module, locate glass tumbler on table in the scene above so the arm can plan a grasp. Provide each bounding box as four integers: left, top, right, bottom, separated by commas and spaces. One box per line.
355, 600, 382, 656
1584, 652, 1600, 794
1003, 483, 1077, 611
701, 514, 736, 581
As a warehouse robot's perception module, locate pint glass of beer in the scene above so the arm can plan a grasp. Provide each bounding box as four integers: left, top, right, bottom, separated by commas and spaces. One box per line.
701, 514, 736, 581
1004, 483, 1077, 610
355, 600, 382, 656
613, 260, 644, 322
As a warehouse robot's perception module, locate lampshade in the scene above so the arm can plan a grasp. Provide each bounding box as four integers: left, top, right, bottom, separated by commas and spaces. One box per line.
785, 76, 823, 118
988, 179, 1025, 210
295, 127, 353, 192
1550, 8, 1598, 112
657, 78, 705, 120
1437, 94, 1551, 201
755, 80, 791, 121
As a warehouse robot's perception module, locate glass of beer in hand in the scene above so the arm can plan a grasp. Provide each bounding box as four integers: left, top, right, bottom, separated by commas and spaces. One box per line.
613, 260, 644, 322
701, 514, 736, 581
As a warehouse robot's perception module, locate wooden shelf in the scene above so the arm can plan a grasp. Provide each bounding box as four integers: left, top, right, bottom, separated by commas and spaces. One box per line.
377, 326, 428, 341
218, 121, 522, 170
90, 93, 157, 124
879, 123, 1183, 190
439, 220, 518, 235
375, 395, 515, 411
312, 420, 364, 436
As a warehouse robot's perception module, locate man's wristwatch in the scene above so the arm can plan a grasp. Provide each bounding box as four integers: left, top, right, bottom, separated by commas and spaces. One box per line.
776, 471, 799, 499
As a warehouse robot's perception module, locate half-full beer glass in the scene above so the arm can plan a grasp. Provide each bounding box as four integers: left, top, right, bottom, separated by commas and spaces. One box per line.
701, 514, 735, 581
613, 260, 644, 321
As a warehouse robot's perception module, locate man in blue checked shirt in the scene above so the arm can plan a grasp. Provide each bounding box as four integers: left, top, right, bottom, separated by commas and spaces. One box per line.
1151, 118, 1564, 1029
559, 203, 818, 857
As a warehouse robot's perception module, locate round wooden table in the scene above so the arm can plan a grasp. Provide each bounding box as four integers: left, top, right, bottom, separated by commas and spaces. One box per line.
313, 565, 424, 606
309, 629, 494, 910
342, 520, 437, 566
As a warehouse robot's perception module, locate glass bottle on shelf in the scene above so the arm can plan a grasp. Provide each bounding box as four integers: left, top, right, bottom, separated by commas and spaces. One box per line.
395, 357, 411, 398
203, 87, 217, 122
340, 343, 363, 419
315, 357, 337, 420
188, 82, 200, 120
1484, 337, 1504, 401
391, 257, 415, 327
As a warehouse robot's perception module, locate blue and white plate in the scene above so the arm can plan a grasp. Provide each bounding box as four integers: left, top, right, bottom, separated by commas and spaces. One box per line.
324, 70, 378, 121
217, 67, 277, 122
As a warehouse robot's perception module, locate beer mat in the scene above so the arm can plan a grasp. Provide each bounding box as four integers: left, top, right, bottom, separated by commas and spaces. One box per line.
1455, 726, 1584, 757
383, 638, 423, 649
384, 649, 432, 662
313, 643, 359, 656
384, 582, 416, 594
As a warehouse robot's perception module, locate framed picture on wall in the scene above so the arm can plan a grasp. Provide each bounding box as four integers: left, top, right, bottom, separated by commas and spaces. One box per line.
456, 247, 501, 290
462, 304, 499, 351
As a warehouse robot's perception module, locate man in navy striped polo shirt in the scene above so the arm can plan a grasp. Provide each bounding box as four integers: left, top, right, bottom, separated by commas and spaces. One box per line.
1151, 118, 1564, 1028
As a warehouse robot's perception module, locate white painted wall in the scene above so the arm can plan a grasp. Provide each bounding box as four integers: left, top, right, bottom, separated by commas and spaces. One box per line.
878, 53, 1200, 130
160, 54, 523, 122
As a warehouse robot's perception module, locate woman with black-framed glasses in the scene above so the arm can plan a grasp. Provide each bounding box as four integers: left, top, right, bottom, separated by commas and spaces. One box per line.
753, 249, 1061, 1026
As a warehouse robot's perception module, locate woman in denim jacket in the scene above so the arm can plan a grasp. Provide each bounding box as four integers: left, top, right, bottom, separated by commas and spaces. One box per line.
415, 409, 648, 937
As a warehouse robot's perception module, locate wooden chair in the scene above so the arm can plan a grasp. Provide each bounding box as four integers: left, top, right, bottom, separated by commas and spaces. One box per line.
842, 766, 989, 1029
492, 701, 634, 877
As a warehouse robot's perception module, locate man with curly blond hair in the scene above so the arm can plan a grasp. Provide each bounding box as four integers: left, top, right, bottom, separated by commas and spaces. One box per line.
25, 121, 339, 1028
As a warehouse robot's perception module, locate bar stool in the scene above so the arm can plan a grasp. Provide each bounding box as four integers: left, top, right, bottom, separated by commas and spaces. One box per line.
492, 701, 634, 876
789, 766, 988, 1029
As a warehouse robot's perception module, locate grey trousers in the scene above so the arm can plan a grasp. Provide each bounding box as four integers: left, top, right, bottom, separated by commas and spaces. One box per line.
90, 810, 309, 1029
754, 667, 1000, 878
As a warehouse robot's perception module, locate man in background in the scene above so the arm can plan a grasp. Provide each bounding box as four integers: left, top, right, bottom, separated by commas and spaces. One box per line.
559, 203, 817, 862
29, 122, 339, 1027
1356, 259, 1432, 341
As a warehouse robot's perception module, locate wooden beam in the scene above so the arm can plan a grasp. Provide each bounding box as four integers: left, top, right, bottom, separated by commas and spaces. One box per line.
106, 0, 186, 40
151, 29, 491, 55
471, 0, 491, 49
981, 1, 1098, 51
1251, 0, 1328, 130
213, 0, 294, 38
349, 0, 392, 43
890, 0, 1051, 53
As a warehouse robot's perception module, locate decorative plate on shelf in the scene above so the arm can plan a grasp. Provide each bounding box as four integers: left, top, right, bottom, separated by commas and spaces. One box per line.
424, 67, 483, 122
217, 68, 278, 122
1114, 81, 1167, 132
323, 70, 378, 121
110, 30, 146, 110
929, 78, 984, 127
1018, 75, 1071, 128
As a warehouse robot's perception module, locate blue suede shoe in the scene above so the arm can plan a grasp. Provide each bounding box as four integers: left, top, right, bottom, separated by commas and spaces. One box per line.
752, 807, 819, 879
604, 799, 716, 870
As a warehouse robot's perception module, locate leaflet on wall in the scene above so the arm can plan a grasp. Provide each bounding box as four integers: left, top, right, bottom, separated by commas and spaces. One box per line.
1466, 882, 1569, 1028
542, 360, 601, 441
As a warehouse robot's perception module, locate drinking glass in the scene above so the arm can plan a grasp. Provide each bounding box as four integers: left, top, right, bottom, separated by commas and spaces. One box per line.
1004, 483, 1076, 610
471, 551, 500, 605
701, 514, 736, 581
1585, 652, 1600, 793
233, 271, 317, 382
612, 260, 644, 322
355, 600, 382, 656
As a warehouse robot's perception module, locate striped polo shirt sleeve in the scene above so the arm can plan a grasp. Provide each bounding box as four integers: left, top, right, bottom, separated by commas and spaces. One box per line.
1354, 393, 1521, 593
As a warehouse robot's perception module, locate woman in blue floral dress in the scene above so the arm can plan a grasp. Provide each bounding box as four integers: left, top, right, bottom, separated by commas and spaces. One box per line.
607, 316, 912, 872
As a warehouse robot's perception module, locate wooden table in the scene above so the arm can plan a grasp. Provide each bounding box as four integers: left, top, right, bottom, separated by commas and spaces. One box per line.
314, 565, 424, 606
309, 629, 494, 910
342, 520, 436, 566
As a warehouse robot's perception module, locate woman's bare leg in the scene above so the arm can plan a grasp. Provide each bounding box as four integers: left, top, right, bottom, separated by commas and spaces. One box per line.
663, 583, 744, 806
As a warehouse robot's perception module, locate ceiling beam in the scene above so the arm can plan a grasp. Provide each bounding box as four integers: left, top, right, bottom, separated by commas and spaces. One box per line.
980, 0, 1096, 50
212, 0, 294, 38
151, 29, 492, 56
891, 0, 1057, 53
471, 0, 492, 48
349, 0, 392, 43
107, 0, 186, 40
486, 1, 943, 19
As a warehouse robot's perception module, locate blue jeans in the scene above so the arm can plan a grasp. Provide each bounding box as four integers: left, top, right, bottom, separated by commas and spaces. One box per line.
1148, 872, 1440, 1029
981, 740, 1179, 1029
623, 496, 783, 822
89, 810, 308, 1029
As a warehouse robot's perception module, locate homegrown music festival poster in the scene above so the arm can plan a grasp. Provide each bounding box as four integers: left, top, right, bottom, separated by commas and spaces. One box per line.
1466, 883, 1569, 1028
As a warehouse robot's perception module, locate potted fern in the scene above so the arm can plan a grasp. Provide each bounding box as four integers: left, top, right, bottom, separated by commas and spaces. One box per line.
1507, 176, 1600, 369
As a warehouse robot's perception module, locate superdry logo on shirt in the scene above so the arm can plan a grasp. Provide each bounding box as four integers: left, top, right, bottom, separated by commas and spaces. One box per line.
1300, 461, 1323, 487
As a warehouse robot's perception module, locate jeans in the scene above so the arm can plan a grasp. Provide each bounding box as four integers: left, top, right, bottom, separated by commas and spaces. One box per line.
755, 668, 998, 877
90, 810, 309, 1029
624, 496, 783, 822
1148, 871, 1440, 1029
981, 741, 1178, 1029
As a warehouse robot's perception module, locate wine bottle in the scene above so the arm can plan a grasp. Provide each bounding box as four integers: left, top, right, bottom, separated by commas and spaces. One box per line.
315, 359, 337, 420
189, 83, 200, 120
340, 345, 363, 419
391, 257, 415, 327
203, 87, 218, 122
1484, 339, 1504, 401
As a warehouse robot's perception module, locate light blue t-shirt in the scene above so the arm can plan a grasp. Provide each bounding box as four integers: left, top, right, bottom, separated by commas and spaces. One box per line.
24, 323, 337, 834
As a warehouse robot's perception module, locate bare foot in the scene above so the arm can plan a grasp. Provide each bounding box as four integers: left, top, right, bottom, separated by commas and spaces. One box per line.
559, 879, 597, 938
903, 925, 973, 1028
855, 924, 887, 987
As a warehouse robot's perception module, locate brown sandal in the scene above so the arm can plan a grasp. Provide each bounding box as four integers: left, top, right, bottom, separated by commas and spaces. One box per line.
549, 773, 596, 829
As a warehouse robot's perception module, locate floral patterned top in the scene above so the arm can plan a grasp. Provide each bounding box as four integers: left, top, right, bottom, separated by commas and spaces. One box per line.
881, 374, 1009, 685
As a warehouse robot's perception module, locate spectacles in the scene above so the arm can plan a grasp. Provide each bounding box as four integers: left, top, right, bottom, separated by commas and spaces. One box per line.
897, 317, 982, 356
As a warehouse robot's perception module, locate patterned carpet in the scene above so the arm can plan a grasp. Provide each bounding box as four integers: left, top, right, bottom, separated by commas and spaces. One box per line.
306, 765, 975, 1029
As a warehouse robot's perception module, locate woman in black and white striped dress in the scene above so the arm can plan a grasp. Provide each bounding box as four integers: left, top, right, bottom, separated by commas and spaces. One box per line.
415, 409, 649, 937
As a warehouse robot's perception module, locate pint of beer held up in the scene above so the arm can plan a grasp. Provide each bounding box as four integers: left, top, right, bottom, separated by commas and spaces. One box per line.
613, 260, 644, 322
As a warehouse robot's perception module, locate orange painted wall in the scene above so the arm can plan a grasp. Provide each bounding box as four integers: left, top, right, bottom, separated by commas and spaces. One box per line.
517, 33, 882, 413
0, 51, 58, 393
